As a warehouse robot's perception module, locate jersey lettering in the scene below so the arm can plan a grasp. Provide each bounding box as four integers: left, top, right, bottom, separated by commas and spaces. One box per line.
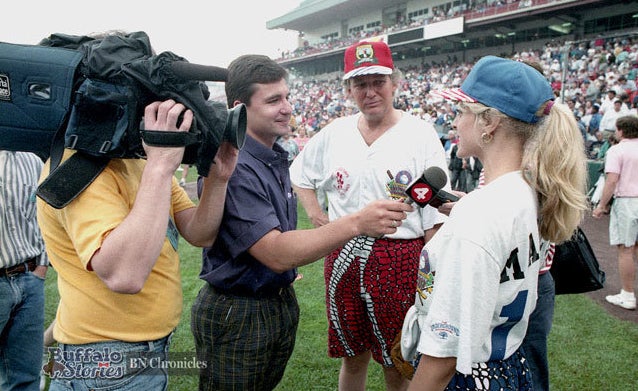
489, 290, 528, 361
528, 233, 540, 266
500, 232, 539, 283
500, 248, 525, 283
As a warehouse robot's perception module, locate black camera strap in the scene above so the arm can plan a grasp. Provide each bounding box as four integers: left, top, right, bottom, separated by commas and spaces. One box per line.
37, 127, 200, 209
36, 154, 110, 209
36, 124, 110, 209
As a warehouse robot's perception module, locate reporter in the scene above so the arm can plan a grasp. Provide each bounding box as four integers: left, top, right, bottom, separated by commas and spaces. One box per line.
190, 54, 413, 391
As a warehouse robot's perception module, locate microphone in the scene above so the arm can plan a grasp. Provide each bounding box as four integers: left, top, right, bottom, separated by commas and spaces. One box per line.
169, 61, 228, 82
405, 166, 459, 208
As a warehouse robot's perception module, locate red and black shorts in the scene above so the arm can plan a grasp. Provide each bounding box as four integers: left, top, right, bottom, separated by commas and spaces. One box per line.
324, 236, 424, 366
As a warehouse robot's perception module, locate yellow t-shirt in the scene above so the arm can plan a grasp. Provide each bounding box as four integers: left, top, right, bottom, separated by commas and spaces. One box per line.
37, 151, 195, 344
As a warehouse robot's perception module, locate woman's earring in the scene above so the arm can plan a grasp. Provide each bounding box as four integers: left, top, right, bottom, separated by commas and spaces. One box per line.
481, 132, 493, 144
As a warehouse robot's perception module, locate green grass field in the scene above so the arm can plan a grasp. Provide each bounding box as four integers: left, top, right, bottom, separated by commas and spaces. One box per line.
43, 177, 638, 390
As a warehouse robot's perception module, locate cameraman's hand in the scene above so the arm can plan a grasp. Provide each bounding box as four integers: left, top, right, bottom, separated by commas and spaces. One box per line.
206, 141, 238, 183
187, 141, 239, 247
142, 100, 193, 172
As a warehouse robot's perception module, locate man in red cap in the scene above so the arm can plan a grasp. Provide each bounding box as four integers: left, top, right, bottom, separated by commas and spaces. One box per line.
291, 40, 449, 391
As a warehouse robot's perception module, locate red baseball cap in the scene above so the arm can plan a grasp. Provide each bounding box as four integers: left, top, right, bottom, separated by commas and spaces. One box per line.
343, 41, 394, 80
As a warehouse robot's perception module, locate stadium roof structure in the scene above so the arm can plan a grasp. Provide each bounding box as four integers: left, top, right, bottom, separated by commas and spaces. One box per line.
267, 0, 638, 77
267, 0, 400, 32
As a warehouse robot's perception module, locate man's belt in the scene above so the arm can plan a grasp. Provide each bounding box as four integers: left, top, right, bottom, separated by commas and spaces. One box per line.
0, 258, 37, 277
211, 284, 291, 299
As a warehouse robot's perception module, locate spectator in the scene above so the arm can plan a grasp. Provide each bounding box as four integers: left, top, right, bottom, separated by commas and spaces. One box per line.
588, 130, 606, 159
584, 79, 600, 102
592, 115, 638, 311
600, 89, 618, 114
443, 130, 456, 152
464, 156, 482, 192
587, 103, 603, 136
179, 163, 192, 187
277, 125, 300, 164
448, 143, 465, 191
597, 133, 620, 161
600, 99, 625, 139
444, 130, 459, 163
0, 151, 49, 391
618, 92, 633, 112
618, 74, 637, 93
294, 126, 311, 151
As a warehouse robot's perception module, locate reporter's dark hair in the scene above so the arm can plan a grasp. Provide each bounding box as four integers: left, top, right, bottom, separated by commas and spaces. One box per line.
225, 55, 288, 107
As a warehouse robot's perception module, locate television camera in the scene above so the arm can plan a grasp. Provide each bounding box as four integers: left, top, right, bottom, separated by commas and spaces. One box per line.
0, 31, 246, 208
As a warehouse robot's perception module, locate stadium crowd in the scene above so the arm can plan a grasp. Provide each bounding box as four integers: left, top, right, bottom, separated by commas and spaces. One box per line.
286, 33, 638, 161
280, 0, 544, 61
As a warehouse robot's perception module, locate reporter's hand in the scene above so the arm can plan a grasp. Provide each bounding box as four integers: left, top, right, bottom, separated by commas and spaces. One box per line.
437, 190, 466, 216
356, 199, 414, 237
142, 100, 193, 172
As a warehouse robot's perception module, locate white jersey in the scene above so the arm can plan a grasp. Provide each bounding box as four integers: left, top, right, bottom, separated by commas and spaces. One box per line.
401, 171, 541, 374
290, 112, 449, 239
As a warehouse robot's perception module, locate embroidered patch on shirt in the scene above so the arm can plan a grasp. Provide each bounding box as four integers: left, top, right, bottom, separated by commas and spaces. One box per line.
333, 167, 351, 197
385, 169, 412, 201
417, 247, 435, 301
430, 321, 460, 340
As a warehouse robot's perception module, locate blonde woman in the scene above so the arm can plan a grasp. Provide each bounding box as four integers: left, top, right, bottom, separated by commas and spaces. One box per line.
401, 56, 588, 390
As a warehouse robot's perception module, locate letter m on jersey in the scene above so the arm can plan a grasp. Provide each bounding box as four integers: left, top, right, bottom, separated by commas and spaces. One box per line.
500, 233, 539, 283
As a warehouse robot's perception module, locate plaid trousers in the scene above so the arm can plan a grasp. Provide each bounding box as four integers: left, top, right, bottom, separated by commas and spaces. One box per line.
191, 284, 299, 391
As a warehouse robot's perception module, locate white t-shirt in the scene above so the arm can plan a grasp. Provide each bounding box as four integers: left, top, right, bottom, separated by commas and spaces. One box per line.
401, 171, 541, 374
290, 112, 449, 238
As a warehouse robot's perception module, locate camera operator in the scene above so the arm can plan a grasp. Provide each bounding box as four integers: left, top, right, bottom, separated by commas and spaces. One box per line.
37, 99, 238, 390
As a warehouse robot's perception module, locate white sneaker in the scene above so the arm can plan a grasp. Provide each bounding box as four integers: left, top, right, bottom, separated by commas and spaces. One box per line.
179, 178, 186, 187
605, 293, 636, 310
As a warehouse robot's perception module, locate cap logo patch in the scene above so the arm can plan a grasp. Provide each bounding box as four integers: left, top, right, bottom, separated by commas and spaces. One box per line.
355, 44, 378, 67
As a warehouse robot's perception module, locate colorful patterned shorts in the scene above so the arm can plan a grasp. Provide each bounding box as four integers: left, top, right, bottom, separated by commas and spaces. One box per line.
324, 236, 424, 366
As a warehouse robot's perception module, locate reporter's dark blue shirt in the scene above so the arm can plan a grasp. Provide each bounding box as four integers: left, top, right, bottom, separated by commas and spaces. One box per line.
198, 135, 298, 295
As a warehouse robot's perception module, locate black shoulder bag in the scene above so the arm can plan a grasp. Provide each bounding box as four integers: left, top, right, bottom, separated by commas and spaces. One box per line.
550, 227, 606, 295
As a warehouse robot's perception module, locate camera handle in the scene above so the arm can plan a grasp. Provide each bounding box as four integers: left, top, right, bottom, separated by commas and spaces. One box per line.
139, 129, 201, 148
